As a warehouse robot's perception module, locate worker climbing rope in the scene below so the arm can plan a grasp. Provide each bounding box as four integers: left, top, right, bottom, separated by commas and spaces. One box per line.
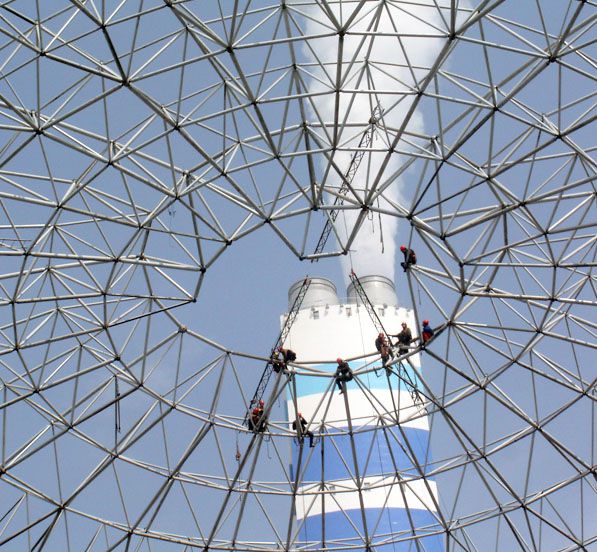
400, 245, 417, 272
293, 412, 315, 448
335, 358, 353, 395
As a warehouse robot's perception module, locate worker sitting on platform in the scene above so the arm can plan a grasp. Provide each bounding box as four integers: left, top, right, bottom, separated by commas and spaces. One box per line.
422, 320, 434, 343
335, 358, 353, 394
395, 322, 413, 355
400, 245, 417, 272
293, 412, 314, 448
374, 333, 392, 366
249, 399, 268, 433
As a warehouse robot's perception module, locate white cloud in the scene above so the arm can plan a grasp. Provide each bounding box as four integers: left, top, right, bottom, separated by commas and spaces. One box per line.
304, 1, 447, 284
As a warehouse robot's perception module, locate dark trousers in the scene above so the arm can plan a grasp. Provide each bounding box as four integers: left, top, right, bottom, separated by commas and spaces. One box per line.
336, 374, 353, 391
300, 430, 314, 447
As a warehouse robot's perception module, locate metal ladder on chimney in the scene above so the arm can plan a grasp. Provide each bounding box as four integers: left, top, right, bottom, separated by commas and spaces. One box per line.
348, 270, 424, 406
311, 105, 383, 260
244, 277, 312, 426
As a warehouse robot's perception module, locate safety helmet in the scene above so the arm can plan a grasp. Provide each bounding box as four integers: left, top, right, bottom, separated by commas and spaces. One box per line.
336, 358, 343, 364
400, 245, 406, 252
259, 400, 265, 406
423, 320, 429, 325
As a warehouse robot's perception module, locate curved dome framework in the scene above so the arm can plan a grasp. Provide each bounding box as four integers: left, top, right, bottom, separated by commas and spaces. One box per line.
0, 1, 594, 550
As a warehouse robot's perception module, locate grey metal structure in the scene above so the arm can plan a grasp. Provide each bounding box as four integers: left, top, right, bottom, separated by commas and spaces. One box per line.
0, 1, 594, 551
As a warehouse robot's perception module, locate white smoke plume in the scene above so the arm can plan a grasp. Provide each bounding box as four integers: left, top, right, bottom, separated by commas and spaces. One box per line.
304, 1, 447, 285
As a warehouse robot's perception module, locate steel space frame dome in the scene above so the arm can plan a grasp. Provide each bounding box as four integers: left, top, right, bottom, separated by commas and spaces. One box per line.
0, 1, 594, 551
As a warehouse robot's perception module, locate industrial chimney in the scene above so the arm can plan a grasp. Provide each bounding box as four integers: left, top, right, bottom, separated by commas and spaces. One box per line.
281, 275, 442, 550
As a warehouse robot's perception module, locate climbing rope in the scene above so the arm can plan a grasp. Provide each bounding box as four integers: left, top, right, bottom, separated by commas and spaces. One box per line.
235, 432, 241, 463
377, 198, 385, 254
114, 375, 121, 441
375, 426, 397, 552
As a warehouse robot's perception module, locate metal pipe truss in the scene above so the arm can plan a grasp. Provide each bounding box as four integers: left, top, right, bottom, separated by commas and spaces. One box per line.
0, 1, 594, 551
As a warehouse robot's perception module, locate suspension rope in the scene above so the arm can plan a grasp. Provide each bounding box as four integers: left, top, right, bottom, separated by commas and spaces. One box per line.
114, 375, 121, 443
378, 199, 385, 254
374, 425, 397, 552
235, 432, 241, 463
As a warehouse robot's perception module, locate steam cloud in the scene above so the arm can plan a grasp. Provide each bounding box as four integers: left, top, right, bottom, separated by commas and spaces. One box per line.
304, 1, 446, 286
